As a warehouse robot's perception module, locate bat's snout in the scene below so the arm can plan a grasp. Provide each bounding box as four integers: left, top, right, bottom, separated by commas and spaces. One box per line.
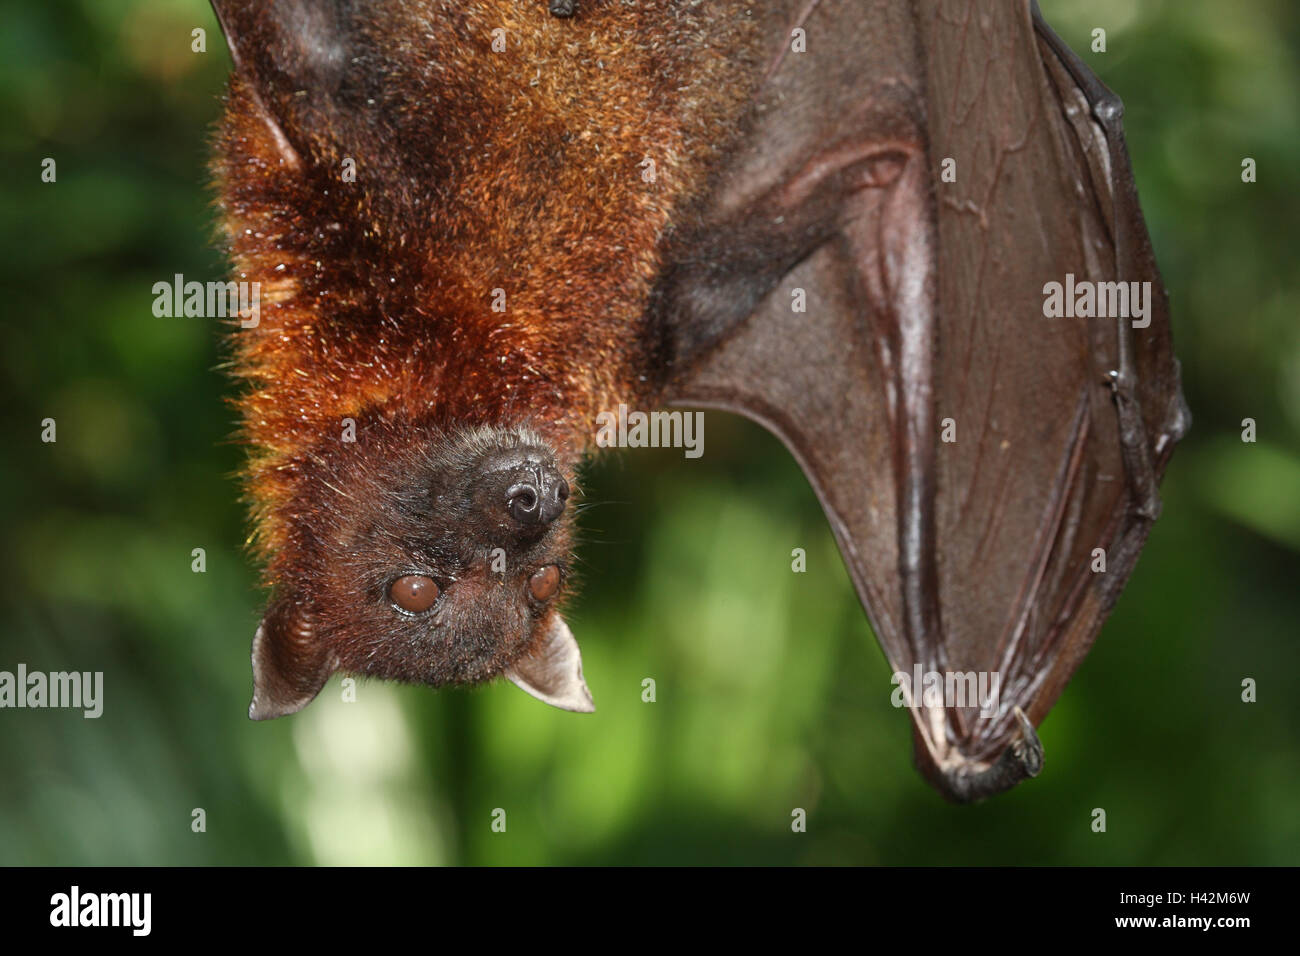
503, 461, 569, 527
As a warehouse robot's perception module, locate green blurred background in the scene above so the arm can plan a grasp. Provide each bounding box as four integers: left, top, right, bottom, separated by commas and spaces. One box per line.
1, 0, 1297, 865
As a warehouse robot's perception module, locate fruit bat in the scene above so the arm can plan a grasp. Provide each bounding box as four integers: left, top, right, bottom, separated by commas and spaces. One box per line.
209, 0, 1188, 802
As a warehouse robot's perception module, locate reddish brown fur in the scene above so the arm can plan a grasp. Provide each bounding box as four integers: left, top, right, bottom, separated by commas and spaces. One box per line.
211, 0, 767, 590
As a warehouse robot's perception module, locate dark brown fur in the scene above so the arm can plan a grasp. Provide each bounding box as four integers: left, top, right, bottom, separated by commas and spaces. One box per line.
215, 0, 765, 569
211, 1, 768, 705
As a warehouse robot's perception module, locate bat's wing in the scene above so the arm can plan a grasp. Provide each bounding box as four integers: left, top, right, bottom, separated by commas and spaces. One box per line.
655, 0, 1189, 801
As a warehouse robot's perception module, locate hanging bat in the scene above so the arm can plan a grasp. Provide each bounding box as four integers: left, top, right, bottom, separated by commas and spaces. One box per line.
209, 0, 1188, 802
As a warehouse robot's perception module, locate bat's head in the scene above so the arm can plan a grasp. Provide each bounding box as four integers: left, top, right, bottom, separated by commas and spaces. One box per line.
249, 418, 592, 720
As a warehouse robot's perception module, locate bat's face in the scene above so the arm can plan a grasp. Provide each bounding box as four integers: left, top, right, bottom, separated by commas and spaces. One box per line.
249, 420, 592, 719
319, 422, 571, 683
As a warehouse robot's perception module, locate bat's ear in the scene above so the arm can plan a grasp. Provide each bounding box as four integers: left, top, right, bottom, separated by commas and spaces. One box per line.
249, 599, 335, 721
210, 0, 354, 168
505, 613, 595, 713
211, 0, 350, 95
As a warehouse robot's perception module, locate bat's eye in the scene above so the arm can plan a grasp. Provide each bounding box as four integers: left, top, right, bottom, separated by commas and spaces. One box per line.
390, 574, 440, 613
528, 565, 561, 601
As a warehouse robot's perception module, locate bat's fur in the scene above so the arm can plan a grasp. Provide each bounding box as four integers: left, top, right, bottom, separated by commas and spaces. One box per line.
212, 1, 766, 694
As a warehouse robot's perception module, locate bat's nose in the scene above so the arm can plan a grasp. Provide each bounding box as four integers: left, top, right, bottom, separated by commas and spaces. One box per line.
505, 465, 568, 526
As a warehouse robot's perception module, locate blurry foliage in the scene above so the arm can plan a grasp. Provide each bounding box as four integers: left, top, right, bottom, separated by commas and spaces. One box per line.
0, 0, 1297, 865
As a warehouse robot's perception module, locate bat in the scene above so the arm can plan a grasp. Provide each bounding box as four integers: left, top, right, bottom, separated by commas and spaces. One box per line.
208, 0, 1188, 802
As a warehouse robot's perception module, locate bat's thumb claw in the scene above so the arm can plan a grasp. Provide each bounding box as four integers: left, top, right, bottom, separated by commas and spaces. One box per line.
918, 706, 1046, 803
1009, 706, 1045, 778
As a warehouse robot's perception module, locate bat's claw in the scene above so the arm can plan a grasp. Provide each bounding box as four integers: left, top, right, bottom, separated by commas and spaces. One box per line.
919, 706, 1045, 804
1008, 706, 1045, 778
